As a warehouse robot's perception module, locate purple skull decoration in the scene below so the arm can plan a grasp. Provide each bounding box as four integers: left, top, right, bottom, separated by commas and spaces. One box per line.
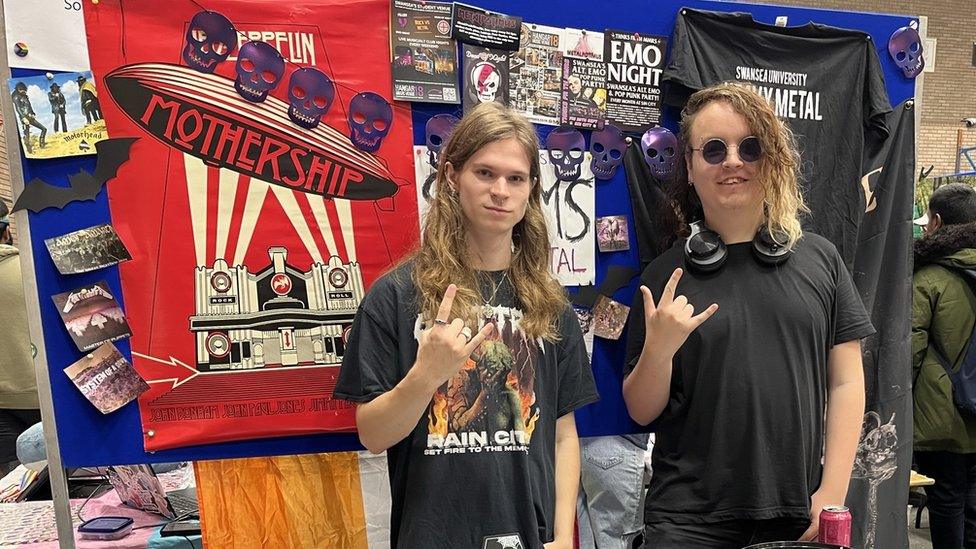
424, 114, 460, 168
641, 127, 678, 180
348, 92, 393, 153
590, 124, 626, 180
888, 24, 924, 78
234, 41, 285, 103
287, 68, 335, 130
546, 126, 586, 182
183, 11, 237, 74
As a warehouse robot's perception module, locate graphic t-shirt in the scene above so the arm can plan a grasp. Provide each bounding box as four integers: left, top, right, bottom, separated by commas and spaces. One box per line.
624, 233, 874, 523
663, 8, 891, 269
335, 262, 598, 548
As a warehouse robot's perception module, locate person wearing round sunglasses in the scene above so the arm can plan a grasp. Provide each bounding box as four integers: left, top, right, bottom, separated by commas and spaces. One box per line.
622, 82, 873, 548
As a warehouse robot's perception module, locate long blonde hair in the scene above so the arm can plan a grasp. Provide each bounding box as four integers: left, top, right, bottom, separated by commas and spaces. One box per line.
409, 102, 566, 341
679, 82, 809, 248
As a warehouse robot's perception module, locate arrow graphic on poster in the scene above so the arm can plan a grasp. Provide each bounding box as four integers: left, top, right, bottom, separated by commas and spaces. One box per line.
132, 352, 200, 389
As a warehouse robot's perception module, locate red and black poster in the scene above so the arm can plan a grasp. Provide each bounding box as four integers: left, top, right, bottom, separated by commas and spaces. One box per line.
83, 0, 417, 450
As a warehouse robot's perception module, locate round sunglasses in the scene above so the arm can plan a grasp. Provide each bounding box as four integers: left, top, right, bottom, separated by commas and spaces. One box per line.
691, 136, 763, 165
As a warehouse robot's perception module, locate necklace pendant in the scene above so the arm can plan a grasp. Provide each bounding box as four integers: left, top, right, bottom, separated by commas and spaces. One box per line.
481, 303, 494, 319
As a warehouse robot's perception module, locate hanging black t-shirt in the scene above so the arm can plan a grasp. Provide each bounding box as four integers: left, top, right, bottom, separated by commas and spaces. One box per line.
624, 233, 874, 523
334, 262, 598, 548
662, 8, 892, 270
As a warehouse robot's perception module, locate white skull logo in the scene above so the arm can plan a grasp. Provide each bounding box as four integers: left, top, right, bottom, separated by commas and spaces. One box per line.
472, 62, 500, 103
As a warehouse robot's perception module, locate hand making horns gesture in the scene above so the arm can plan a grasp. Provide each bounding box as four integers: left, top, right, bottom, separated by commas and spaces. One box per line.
640, 268, 719, 359
417, 284, 494, 385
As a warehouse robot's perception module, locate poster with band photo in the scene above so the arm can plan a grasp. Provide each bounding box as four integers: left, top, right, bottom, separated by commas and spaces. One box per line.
44, 224, 131, 275
592, 294, 629, 340
390, 0, 460, 104
51, 281, 131, 352
64, 342, 148, 414
7, 70, 108, 159
508, 23, 563, 125
596, 215, 629, 252
562, 28, 604, 62
559, 56, 606, 129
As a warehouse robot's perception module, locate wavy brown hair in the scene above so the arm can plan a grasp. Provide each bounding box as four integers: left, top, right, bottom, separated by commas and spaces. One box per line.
676, 82, 809, 248
407, 102, 567, 341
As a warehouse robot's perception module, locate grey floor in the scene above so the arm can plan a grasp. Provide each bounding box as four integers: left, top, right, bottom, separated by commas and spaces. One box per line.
908, 505, 933, 548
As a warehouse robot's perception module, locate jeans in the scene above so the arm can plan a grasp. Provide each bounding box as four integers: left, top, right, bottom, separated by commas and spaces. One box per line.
915, 450, 976, 549
0, 409, 41, 474
577, 435, 649, 549
644, 517, 809, 549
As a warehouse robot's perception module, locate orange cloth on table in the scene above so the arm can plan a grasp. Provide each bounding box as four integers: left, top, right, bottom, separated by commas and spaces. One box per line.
195, 452, 368, 549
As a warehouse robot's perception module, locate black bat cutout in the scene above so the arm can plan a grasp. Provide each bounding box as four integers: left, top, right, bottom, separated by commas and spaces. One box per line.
13, 137, 138, 213
571, 265, 639, 308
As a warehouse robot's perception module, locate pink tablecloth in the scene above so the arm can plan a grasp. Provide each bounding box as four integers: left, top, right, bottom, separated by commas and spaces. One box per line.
1, 470, 186, 548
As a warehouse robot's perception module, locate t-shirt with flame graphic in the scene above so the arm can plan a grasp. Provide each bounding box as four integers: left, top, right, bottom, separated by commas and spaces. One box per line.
335, 262, 598, 548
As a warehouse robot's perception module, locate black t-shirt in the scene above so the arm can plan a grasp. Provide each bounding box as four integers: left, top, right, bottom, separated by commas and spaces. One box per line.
624, 233, 874, 523
663, 8, 891, 270
334, 262, 598, 548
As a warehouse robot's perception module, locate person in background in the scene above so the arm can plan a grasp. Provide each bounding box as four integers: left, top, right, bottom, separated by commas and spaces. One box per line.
911, 182, 976, 549
576, 433, 651, 549
334, 102, 598, 549
0, 201, 40, 476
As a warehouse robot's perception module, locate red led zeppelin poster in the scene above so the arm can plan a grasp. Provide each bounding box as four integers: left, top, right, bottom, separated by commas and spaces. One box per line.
83, 0, 417, 450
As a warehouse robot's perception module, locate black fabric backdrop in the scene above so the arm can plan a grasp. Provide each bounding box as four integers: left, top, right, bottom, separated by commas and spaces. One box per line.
849, 99, 915, 549
622, 139, 677, 266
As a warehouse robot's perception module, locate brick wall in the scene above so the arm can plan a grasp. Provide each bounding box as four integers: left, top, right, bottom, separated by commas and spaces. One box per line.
756, 0, 976, 175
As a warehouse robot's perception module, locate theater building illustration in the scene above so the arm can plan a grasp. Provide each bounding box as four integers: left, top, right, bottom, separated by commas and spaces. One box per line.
189, 247, 364, 371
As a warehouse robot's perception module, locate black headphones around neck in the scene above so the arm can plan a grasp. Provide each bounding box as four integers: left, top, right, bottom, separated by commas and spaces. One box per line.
683, 220, 792, 273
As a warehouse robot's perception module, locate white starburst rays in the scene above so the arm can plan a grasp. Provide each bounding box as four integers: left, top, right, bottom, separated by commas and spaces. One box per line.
183, 152, 351, 267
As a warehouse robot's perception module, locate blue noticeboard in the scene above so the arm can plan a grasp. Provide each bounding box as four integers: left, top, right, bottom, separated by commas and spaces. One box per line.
16, 0, 914, 468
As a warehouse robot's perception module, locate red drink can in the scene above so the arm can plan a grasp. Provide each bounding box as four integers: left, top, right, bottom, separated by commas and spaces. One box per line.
819, 505, 852, 547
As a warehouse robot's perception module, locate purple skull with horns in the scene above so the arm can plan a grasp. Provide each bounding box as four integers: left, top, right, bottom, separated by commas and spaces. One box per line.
590, 124, 626, 180
234, 41, 285, 103
888, 24, 924, 78
546, 126, 586, 182
287, 68, 335, 130
425, 114, 460, 168
641, 127, 678, 180
348, 92, 393, 153
183, 11, 237, 74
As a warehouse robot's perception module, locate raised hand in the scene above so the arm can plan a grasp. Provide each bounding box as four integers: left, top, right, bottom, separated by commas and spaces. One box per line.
415, 284, 494, 387
640, 268, 718, 359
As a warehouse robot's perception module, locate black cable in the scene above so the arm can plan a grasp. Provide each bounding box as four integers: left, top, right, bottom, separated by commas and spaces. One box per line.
131, 520, 169, 531
74, 480, 107, 523
131, 509, 198, 531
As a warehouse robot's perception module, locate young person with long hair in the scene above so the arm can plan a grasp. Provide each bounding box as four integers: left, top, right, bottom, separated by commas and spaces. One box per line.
623, 82, 872, 547
335, 102, 597, 549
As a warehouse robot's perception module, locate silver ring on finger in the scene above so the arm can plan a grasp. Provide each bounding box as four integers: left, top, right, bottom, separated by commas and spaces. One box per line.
459, 326, 473, 342
434, 318, 448, 325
